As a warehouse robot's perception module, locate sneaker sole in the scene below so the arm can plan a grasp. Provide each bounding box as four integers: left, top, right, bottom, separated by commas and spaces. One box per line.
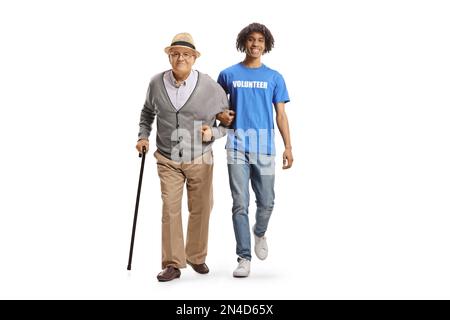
255, 251, 268, 260
233, 274, 249, 278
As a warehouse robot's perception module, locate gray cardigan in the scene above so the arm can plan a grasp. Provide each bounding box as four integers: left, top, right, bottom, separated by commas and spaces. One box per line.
138, 71, 228, 161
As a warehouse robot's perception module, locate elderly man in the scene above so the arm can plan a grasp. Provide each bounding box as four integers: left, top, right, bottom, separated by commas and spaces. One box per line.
136, 33, 232, 282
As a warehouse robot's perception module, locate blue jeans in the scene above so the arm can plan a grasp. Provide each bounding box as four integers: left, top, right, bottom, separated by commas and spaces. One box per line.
227, 149, 275, 261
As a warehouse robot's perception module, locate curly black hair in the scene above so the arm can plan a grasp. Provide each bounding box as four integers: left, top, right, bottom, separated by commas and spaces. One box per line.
236, 22, 275, 54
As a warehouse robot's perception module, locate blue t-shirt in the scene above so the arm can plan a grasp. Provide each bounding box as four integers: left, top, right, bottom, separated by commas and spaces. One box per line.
217, 63, 289, 155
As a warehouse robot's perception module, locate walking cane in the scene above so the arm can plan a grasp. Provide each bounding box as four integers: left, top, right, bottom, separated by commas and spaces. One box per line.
127, 146, 146, 270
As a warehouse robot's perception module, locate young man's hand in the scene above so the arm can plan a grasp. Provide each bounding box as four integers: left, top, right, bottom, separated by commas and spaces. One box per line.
216, 110, 235, 126
201, 125, 213, 142
282, 147, 293, 169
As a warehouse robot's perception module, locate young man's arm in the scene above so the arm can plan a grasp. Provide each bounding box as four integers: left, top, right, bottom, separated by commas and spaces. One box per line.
216, 109, 235, 126
274, 102, 293, 169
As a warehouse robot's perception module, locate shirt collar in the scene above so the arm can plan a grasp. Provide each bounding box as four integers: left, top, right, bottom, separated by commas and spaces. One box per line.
169, 70, 194, 88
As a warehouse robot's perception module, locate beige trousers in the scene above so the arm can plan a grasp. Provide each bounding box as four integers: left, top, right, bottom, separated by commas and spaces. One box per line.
154, 150, 214, 269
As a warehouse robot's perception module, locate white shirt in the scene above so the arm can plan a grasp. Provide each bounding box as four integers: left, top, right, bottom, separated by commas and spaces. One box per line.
163, 70, 198, 110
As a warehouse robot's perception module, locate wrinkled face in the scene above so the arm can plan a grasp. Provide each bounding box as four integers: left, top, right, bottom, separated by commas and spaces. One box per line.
245, 32, 265, 58
168, 48, 196, 74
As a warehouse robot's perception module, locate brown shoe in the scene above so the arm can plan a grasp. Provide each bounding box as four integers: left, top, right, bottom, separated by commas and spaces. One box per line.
157, 266, 181, 282
187, 260, 209, 274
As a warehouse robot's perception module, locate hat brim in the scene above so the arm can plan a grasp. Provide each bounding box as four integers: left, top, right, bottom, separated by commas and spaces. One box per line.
164, 45, 201, 58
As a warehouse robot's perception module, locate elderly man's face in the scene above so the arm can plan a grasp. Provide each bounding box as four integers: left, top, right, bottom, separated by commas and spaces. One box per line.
168, 49, 196, 74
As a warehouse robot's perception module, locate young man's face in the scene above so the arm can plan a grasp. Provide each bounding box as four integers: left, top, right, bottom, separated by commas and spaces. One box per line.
245, 32, 265, 58
168, 49, 196, 74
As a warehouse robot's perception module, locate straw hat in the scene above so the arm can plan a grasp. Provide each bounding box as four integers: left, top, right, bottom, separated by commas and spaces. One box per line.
164, 32, 201, 58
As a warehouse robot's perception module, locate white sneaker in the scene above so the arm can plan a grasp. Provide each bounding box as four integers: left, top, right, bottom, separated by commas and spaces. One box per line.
253, 226, 268, 260
233, 258, 251, 278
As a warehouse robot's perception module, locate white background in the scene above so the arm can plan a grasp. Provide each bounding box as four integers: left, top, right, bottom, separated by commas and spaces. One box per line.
0, 0, 449, 299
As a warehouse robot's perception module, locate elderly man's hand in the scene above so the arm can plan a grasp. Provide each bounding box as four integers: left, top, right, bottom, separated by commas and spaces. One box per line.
216, 110, 235, 127
136, 139, 149, 155
201, 125, 213, 142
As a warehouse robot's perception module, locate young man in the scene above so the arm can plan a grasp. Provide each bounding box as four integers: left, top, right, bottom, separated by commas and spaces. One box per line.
136, 33, 231, 282
217, 23, 293, 277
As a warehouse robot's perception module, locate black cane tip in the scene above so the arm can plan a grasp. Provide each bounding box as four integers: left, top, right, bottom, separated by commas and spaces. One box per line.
127, 265, 131, 270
